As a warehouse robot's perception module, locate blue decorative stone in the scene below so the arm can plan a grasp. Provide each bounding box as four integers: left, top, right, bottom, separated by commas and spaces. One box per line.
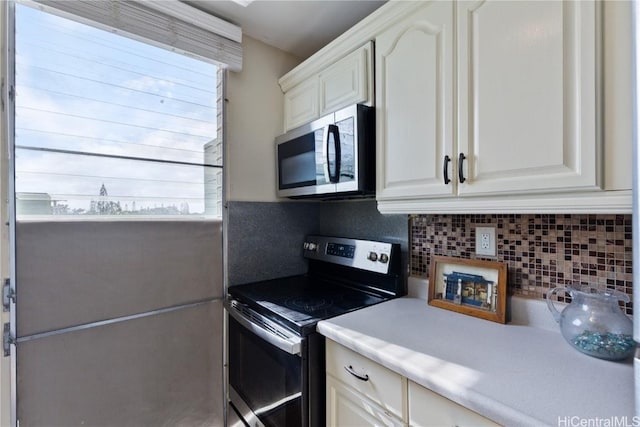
570, 330, 635, 361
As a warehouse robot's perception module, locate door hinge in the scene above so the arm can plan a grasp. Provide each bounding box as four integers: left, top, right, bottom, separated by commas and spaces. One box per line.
3, 278, 15, 311
2, 81, 15, 112
3, 323, 14, 357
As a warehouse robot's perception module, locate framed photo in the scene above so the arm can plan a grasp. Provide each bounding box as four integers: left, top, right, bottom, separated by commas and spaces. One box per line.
428, 256, 507, 324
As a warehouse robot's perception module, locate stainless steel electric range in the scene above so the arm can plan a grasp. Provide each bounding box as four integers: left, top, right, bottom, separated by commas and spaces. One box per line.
226, 235, 405, 427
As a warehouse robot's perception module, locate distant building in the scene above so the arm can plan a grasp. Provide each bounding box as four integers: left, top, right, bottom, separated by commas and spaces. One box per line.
16, 192, 53, 215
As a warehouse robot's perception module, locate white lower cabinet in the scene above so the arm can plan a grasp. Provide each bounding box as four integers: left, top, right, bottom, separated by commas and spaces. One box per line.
326, 339, 407, 422
327, 375, 406, 427
408, 381, 498, 427
326, 339, 499, 427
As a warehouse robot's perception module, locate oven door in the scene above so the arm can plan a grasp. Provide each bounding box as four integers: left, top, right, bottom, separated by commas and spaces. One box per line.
228, 309, 304, 427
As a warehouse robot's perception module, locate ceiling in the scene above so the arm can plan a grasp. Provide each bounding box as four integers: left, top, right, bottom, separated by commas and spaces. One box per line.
189, 0, 387, 59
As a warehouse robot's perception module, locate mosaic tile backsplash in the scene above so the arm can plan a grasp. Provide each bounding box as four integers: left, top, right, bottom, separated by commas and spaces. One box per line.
410, 214, 633, 315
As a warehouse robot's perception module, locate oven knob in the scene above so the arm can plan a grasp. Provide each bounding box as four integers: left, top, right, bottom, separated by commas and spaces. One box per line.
379, 253, 389, 264
307, 243, 318, 251
368, 252, 378, 262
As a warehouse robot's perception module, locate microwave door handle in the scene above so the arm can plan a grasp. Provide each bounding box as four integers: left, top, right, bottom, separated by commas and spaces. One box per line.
322, 125, 331, 183
327, 124, 341, 183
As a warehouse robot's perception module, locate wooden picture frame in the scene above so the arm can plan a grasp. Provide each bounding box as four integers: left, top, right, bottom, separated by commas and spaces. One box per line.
428, 256, 507, 324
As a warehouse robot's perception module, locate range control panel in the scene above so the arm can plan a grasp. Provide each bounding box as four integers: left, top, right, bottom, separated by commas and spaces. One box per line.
303, 235, 396, 274
326, 242, 356, 258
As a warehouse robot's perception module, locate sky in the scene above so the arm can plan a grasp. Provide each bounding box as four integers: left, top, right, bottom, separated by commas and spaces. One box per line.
14, 3, 219, 215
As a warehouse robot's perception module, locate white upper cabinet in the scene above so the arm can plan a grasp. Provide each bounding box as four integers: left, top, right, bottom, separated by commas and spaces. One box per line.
319, 43, 373, 116
282, 42, 373, 132
278, 0, 630, 213
456, 0, 600, 196
283, 78, 319, 131
376, 1, 454, 201
374, 0, 626, 214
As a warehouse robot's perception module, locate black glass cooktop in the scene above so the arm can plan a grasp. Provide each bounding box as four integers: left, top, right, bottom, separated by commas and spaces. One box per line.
228, 275, 387, 336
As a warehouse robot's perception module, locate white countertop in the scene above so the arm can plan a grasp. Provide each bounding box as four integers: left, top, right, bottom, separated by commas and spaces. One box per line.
316, 292, 634, 426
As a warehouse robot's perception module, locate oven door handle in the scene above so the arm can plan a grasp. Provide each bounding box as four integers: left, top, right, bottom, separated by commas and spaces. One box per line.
226, 301, 302, 356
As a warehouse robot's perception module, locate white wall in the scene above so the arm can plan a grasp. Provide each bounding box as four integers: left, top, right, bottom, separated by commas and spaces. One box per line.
225, 36, 301, 202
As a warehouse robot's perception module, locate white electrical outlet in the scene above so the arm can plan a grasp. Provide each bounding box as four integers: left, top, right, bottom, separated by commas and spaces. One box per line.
476, 226, 496, 257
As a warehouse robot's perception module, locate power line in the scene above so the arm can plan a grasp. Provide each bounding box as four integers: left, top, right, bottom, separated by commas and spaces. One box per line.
20, 193, 207, 202
17, 64, 215, 109
18, 84, 216, 126
17, 170, 205, 186
16, 146, 224, 169
16, 127, 210, 155
17, 39, 216, 95
17, 106, 214, 139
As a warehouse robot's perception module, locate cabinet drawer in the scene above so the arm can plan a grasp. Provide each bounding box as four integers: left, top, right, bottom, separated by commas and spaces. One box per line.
326, 339, 406, 420
408, 381, 498, 427
327, 375, 406, 427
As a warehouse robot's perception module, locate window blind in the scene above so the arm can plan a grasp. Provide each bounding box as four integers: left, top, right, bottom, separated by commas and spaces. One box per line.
26, 0, 243, 71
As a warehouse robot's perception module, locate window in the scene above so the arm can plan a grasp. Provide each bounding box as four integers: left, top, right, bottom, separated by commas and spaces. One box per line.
14, 3, 223, 218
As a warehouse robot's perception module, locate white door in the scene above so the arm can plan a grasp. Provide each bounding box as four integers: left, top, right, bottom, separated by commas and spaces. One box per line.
12, 222, 225, 426
6, 3, 226, 425
376, 1, 454, 200
457, 0, 601, 196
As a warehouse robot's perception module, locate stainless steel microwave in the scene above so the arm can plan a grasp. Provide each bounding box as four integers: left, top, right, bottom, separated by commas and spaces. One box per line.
276, 104, 375, 199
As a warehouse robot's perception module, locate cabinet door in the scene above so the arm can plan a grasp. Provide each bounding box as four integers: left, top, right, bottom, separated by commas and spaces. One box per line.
376, 1, 454, 200
284, 78, 319, 131
319, 42, 373, 116
408, 381, 498, 427
457, 1, 600, 196
327, 375, 407, 427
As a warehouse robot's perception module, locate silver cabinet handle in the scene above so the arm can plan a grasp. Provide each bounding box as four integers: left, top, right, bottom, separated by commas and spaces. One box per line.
344, 365, 369, 381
